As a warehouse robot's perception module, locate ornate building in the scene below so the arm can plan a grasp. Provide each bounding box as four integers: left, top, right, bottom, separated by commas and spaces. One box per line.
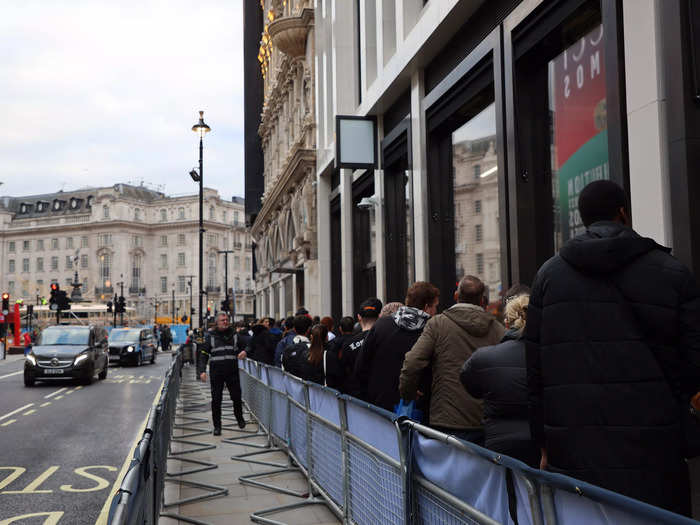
250, 0, 317, 318
0, 184, 254, 322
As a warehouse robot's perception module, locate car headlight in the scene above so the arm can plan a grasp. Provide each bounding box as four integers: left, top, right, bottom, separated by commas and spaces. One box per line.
126, 346, 134, 353
74, 353, 88, 365
25, 354, 36, 366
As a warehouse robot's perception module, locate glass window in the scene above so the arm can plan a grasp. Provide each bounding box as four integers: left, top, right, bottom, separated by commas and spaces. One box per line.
132, 255, 142, 289
178, 207, 185, 219
8, 281, 14, 293
98, 234, 112, 247
160, 277, 167, 293
208, 254, 216, 288
178, 275, 186, 293
549, 24, 608, 250
177, 253, 185, 266
23, 240, 30, 251
160, 254, 167, 268
160, 235, 168, 246
65, 256, 72, 270
234, 256, 240, 269
51, 256, 58, 270
234, 211, 240, 225
81, 254, 88, 268
245, 258, 251, 271
37, 239, 44, 251
160, 209, 167, 222
452, 101, 501, 300
209, 206, 215, 220
51, 238, 58, 249
103, 205, 110, 219
66, 237, 73, 249
134, 208, 141, 221
22, 258, 29, 272
177, 233, 185, 245
8, 241, 15, 252
81, 236, 88, 248
37, 257, 44, 272
99, 253, 111, 286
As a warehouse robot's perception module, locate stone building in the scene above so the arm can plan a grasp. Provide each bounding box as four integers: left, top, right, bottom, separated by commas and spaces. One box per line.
0, 184, 254, 322
248, 0, 317, 318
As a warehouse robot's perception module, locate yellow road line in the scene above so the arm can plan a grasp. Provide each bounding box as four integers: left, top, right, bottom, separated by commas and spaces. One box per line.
0, 370, 22, 380
0, 403, 33, 421
23, 410, 36, 416
40, 402, 51, 408
54, 395, 64, 400
45, 387, 67, 399
1, 419, 16, 427
94, 375, 166, 525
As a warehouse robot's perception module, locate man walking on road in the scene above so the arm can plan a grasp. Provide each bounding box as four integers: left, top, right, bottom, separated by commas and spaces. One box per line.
525, 180, 700, 515
198, 312, 247, 435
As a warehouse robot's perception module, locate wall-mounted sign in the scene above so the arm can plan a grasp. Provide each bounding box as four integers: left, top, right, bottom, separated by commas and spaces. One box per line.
336, 115, 378, 170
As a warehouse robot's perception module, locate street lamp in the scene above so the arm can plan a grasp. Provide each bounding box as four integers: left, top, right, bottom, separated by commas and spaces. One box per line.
191, 110, 210, 331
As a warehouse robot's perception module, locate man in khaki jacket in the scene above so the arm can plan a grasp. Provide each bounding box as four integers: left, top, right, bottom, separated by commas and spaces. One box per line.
399, 275, 504, 444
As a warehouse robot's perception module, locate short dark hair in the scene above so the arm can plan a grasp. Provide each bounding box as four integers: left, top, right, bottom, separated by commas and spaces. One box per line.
293, 314, 313, 336
284, 316, 295, 330
358, 298, 383, 319
339, 316, 355, 333
578, 180, 627, 227
405, 281, 440, 309
457, 275, 485, 305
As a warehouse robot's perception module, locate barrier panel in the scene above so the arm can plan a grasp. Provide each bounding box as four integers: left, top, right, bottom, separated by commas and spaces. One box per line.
108, 349, 183, 524
235, 359, 700, 525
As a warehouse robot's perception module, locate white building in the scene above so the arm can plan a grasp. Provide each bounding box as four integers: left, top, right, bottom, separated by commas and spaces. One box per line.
0, 184, 254, 323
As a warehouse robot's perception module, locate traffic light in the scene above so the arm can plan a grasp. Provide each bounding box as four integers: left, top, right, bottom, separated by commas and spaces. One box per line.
116, 296, 126, 314
56, 289, 71, 310
1, 292, 9, 315
106, 301, 113, 313
49, 283, 58, 310
221, 299, 229, 312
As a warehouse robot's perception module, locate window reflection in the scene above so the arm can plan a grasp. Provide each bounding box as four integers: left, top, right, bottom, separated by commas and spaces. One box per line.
452, 102, 501, 301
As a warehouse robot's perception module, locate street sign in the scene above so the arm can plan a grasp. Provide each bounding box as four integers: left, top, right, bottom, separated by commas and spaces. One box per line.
50, 304, 58, 311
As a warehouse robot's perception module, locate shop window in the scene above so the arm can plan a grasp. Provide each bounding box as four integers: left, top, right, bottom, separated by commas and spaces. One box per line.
352, 172, 377, 314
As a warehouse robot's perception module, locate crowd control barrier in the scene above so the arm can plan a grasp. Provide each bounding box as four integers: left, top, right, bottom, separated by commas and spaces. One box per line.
236, 358, 700, 525
107, 349, 183, 524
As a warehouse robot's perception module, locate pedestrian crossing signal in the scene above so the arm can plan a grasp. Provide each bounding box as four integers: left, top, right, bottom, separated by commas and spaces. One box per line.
1, 292, 9, 315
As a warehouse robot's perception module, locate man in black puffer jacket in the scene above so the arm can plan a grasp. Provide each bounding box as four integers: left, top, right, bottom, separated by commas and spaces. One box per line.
198, 313, 247, 435
525, 180, 700, 515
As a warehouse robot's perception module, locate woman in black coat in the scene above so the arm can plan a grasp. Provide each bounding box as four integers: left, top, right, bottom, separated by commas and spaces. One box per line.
460, 293, 539, 467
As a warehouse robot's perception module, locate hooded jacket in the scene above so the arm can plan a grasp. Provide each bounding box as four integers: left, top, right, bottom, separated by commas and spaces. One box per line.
400, 303, 504, 430
460, 330, 538, 466
525, 221, 700, 515
247, 325, 278, 365
281, 334, 324, 385
355, 306, 431, 411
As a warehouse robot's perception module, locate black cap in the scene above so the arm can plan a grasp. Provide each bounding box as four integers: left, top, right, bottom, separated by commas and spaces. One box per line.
358, 298, 382, 318
295, 307, 309, 316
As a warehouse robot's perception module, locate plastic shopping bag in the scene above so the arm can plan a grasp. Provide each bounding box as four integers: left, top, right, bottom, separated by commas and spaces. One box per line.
394, 399, 423, 422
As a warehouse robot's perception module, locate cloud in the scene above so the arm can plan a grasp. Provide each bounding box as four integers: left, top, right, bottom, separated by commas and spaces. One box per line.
0, 0, 245, 199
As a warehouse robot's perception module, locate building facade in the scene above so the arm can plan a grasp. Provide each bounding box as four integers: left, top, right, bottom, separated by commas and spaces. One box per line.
0, 184, 254, 323
246, 0, 318, 318
244, 0, 700, 320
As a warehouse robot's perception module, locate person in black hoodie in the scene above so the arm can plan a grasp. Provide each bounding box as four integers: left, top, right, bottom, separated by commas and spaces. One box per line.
246, 318, 278, 365
355, 283, 439, 412
461, 290, 538, 466
282, 323, 327, 385
525, 180, 700, 515
324, 316, 356, 390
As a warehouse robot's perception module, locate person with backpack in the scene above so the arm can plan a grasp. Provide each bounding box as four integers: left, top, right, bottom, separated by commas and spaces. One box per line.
282, 322, 327, 386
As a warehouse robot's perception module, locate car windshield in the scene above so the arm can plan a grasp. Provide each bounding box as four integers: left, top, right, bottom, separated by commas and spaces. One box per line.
109, 330, 140, 344
39, 327, 90, 346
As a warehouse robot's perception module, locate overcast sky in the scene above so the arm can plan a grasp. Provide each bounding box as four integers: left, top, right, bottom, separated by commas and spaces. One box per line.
0, 0, 244, 200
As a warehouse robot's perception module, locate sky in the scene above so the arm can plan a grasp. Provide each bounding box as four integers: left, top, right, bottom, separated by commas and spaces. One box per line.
0, 0, 244, 200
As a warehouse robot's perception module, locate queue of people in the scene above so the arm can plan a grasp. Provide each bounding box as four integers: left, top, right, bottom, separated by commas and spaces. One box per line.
194, 180, 700, 517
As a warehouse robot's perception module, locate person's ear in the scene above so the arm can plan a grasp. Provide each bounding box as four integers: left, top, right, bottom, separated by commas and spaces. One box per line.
619, 207, 631, 226
453, 290, 459, 303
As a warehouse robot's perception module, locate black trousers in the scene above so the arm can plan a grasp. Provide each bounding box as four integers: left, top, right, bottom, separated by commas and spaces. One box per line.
210, 371, 243, 429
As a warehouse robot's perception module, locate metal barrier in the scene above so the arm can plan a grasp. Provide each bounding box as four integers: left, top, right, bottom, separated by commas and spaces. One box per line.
107, 349, 183, 524
235, 359, 700, 525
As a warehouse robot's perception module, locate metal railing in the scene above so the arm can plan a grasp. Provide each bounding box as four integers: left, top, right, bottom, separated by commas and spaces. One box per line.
235, 359, 699, 525
108, 349, 183, 524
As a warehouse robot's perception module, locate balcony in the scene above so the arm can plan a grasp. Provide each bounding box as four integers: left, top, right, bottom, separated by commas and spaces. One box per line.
129, 286, 146, 295
233, 242, 242, 250
206, 285, 221, 294
95, 286, 114, 296
268, 7, 313, 59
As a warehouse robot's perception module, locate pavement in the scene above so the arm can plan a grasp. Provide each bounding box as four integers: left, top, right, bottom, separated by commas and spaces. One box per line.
0, 348, 173, 524
160, 365, 341, 524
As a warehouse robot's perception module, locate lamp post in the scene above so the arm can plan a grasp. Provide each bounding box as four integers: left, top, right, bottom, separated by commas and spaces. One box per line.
218, 249, 233, 321
191, 110, 210, 331
171, 285, 175, 325
184, 274, 195, 331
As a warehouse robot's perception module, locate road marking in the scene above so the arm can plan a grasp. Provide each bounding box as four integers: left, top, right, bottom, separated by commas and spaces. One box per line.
54, 395, 64, 400
0, 371, 22, 380
1, 419, 16, 427
75, 386, 83, 390
94, 376, 166, 525
23, 410, 35, 416
2, 466, 59, 494
0, 403, 33, 422
60, 466, 117, 492
44, 387, 67, 399
0, 511, 64, 525
40, 402, 51, 407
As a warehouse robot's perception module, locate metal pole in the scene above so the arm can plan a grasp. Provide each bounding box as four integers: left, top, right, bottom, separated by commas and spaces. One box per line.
198, 136, 204, 330
120, 282, 124, 327
184, 275, 195, 331
171, 288, 175, 324
218, 250, 233, 321
113, 293, 117, 327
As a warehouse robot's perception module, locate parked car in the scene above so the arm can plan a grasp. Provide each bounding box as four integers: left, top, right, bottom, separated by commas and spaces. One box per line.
108, 328, 156, 366
24, 325, 109, 386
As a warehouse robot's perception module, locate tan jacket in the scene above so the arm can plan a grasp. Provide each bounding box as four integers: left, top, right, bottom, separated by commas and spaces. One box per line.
399, 304, 505, 430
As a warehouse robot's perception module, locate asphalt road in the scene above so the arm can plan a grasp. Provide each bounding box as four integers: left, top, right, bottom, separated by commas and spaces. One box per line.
0, 351, 172, 525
